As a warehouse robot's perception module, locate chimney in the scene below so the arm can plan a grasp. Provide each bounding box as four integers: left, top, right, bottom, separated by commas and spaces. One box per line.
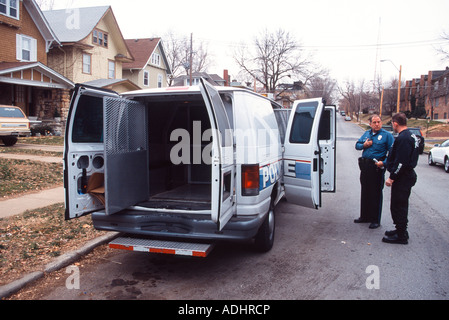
223, 69, 229, 86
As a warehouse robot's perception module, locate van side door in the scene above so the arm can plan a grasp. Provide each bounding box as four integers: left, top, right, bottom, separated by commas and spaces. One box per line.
199, 79, 235, 231
283, 98, 336, 209
319, 105, 337, 193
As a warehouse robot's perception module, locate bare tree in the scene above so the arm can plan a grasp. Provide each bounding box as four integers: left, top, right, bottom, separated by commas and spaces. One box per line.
234, 29, 312, 92
437, 31, 449, 61
339, 80, 358, 117
306, 69, 338, 105
35, 0, 55, 10
164, 31, 212, 85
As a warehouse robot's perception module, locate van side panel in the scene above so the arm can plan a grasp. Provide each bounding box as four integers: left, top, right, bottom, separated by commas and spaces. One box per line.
233, 92, 282, 216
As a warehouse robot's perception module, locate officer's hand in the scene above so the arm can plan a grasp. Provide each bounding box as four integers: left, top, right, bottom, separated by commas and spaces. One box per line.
364, 139, 373, 148
375, 161, 384, 168
386, 178, 394, 187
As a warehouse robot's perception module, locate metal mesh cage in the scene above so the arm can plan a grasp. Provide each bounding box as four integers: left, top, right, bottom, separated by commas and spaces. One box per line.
104, 97, 147, 156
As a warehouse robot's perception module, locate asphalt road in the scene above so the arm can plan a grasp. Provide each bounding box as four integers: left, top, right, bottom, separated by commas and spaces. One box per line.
21, 117, 449, 300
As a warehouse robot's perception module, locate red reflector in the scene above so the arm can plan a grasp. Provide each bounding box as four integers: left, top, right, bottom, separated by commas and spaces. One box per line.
242, 164, 259, 196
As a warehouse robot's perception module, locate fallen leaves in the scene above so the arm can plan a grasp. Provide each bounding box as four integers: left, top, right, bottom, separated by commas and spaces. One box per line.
0, 203, 106, 286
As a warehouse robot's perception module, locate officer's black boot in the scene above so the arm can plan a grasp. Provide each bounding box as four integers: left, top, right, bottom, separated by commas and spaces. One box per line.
384, 229, 409, 239
382, 230, 408, 244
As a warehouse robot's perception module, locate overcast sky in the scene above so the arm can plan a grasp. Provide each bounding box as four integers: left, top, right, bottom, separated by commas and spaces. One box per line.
41, 0, 449, 87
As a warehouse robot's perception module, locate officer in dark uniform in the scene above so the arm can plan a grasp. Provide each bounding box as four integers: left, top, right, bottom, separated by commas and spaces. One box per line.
355, 114, 394, 229
383, 113, 419, 245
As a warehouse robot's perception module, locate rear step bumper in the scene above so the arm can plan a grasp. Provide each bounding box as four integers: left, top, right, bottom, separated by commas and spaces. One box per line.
109, 236, 214, 257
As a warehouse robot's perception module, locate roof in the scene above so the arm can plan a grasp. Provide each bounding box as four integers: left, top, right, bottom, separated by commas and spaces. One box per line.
172, 72, 226, 86
20, 0, 60, 51
0, 62, 74, 89
82, 78, 140, 91
43, 6, 110, 43
123, 38, 160, 70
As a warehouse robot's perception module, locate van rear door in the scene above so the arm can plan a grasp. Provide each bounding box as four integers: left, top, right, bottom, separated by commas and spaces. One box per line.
283, 98, 336, 209
199, 79, 235, 231
103, 97, 148, 215
64, 85, 119, 220
65, 85, 149, 219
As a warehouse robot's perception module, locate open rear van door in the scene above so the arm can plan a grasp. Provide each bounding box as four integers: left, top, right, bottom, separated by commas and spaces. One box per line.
283, 98, 336, 209
65, 85, 119, 220
199, 79, 235, 231
103, 97, 148, 215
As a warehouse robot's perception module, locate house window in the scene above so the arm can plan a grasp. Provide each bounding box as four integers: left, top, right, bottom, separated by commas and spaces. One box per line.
151, 53, 160, 66
21, 37, 31, 61
0, 0, 18, 19
186, 78, 200, 86
157, 74, 163, 88
143, 71, 149, 87
92, 29, 108, 48
82, 53, 91, 74
16, 34, 36, 62
108, 60, 115, 79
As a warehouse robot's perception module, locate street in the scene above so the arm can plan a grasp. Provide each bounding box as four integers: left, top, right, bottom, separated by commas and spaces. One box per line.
14, 116, 449, 300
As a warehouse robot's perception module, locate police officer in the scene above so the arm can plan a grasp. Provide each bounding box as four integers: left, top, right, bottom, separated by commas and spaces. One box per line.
355, 114, 394, 229
383, 113, 419, 245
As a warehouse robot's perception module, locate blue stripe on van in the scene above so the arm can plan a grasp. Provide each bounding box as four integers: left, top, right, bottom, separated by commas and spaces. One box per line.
295, 162, 311, 180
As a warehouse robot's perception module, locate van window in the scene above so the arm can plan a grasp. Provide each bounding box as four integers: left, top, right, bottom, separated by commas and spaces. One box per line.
289, 101, 318, 144
318, 109, 331, 141
72, 95, 104, 143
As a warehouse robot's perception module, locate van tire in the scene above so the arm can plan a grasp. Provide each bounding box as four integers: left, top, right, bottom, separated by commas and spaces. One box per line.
254, 200, 275, 253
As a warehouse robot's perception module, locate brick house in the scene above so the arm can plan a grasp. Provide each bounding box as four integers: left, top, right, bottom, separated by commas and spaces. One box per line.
0, 0, 73, 121
123, 38, 172, 89
404, 68, 449, 120
43, 5, 137, 93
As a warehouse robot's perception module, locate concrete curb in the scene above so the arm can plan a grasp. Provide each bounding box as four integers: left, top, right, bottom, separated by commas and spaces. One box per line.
0, 232, 119, 299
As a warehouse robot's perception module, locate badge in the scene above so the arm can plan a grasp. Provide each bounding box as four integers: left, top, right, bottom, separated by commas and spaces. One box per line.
378, 135, 382, 141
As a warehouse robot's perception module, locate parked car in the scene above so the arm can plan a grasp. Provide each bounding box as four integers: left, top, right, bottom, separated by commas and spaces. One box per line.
0, 105, 31, 146
428, 139, 449, 173
345, 116, 352, 121
408, 127, 424, 154
340, 111, 346, 116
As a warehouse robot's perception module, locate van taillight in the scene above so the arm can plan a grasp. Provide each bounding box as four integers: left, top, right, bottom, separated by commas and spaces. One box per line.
242, 164, 259, 196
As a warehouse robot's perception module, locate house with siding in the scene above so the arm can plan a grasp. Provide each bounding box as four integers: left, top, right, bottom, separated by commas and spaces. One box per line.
0, 0, 73, 120
43, 5, 138, 93
123, 38, 171, 89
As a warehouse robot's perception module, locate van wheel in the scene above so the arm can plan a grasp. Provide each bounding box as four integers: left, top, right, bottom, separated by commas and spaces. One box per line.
254, 201, 275, 253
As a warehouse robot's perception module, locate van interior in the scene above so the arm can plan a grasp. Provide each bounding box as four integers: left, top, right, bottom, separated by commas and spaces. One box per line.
134, 94, 213, 211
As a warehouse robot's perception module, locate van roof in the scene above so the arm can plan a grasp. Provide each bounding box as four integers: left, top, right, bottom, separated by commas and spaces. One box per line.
122, 85, 282, 108
122, 85, 247, 96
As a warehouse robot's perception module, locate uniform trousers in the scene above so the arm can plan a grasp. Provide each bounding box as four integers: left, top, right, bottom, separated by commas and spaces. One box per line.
390, 170, 417, 233
358, 157, 385, 224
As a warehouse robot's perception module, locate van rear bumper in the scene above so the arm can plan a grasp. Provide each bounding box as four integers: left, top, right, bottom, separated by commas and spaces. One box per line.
91, 209, 266, 242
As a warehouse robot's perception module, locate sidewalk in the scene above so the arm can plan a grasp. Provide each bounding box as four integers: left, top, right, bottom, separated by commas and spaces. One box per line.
0, 153, 62, 163
0, 146, 118, 299
0, 186, 64, 219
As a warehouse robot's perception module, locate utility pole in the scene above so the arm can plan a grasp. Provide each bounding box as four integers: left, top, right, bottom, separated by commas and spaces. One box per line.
397, 65, 402, 114
189, 33, 193, 86
379, 86, 384, 117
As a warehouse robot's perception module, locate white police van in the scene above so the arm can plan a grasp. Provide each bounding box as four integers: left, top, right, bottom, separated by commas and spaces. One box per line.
64, 79, 336, 256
